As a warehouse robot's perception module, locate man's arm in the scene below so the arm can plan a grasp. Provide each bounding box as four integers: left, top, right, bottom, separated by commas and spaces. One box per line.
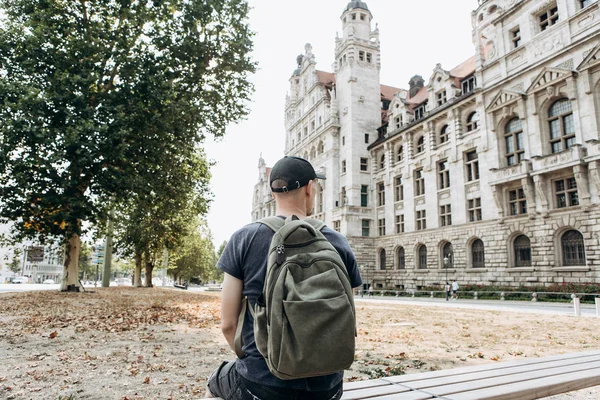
220, 272, 243, 352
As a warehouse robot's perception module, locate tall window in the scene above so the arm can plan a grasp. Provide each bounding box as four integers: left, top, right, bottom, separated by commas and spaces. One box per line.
395, 215, 404, 233
414, 169, 425, 196
361, 185, 369, 207
418, 245, 427, 269
358, 50, 365, 62
438, 160, 450, 190
416, 210, 426, 230
379, 249, 386, 270
514, 235, 531, 267
440, 204, 452, 226
511, 27, 521, 48
442, 242, 453, 268
539, 5, 559, 31
317, 185, 324, 213
379, 154, 385, 170
416, 136, 425, 153
396, 145, 404, 163
466, 112, 479, 132
555, 177, 579, 208
378, 218, 386, 236
361, 219, 370, 237
342, 160, 347, 173
366, 53, 372, 63
360, 157, 368, 171
562, 230, 586, 266
333, 221, 341, 232
377, 182, 385, 207
548, 99, 575, 153
439, 125, 449, 144
505, 118, 525, 166
462, 76, 476, 94
468, 198, 482, 222
509, 188, 527, 215
437, 90, 447, 107
394, 116, 402, 130
396, 247, 405, 269
465, 151, 480, 182
340, 186, 346, 206
472, 239, 485, 268
365, 133, 370, 144
414, 103, 427, 120
394, 176, 404, 202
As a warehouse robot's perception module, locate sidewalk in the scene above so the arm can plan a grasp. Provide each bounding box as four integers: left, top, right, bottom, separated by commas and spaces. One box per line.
355, 295, 599, 317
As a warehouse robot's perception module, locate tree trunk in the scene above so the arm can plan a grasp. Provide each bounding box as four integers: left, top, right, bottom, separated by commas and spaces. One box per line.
144, 248, 154, 288
134, 250, 143, 287
60, 233, 81, 292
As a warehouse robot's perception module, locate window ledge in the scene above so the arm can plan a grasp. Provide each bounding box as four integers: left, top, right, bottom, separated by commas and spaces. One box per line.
466, 268, 488, 273
507, 267, 535, 272
551, 266, 591, 272
441, 268, 457, 273
414, 269, 430, 273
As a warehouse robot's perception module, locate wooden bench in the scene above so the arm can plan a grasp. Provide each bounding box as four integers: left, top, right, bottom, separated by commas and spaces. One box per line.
341, 350, 600, 399
205, 350, 600, 400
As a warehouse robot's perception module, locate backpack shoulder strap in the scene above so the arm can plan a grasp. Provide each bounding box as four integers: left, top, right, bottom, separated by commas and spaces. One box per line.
257, 216, 285, 232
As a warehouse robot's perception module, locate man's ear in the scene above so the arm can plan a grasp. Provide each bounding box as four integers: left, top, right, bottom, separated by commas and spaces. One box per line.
305, 180, 313, 195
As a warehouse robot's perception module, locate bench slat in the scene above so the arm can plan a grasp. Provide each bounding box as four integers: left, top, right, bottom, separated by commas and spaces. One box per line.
341, 383, 413, 399
388, 354, 600, 390
363, 391, 434, 400
385, 350, 600, 385
449, 368, 600, 400
344, 379, 392, 391
426, 360, 600, 397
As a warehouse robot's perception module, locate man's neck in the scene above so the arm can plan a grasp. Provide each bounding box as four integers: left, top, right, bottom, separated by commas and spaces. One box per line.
275, 205, 307, 219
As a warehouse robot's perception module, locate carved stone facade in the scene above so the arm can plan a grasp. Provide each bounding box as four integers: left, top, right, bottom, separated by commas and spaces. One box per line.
253, 0, 600, 290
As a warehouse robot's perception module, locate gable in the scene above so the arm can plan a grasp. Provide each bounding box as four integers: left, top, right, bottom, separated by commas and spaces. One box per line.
577, 42, 600, 71
487, 89, 525, 112
526, 67, 573, 93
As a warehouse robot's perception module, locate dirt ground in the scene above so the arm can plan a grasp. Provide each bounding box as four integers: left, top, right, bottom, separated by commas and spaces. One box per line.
0, 288, 599, 399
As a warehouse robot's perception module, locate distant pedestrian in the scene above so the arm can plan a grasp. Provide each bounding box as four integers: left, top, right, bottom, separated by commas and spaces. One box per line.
368, 285, 373, 297
451, 280, 459, 300
444, 282, 451, 301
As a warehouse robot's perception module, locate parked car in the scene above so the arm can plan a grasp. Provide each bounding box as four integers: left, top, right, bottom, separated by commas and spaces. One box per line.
43, 279, 55, 284
12, 277, 28, 284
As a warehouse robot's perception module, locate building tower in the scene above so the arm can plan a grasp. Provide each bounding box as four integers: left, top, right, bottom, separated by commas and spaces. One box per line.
335, 1, 382, 236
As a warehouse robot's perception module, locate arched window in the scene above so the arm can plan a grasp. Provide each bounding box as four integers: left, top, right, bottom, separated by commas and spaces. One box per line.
466, 112, 479, 132
396, 145, 404, 162
379, 249, 387, 270
317, 141, 325, 154
439, 125, 449, 144
472, 239, 485, 268
303, 151, 309, 160
416, 136, 425, 154
442, 242, 453, 268
514, 235, 531, 267
548, 99, 575, 153
418, 245, 427, 269
505, 118, 524, 166
562, 230, 586, 266
379, 154, 385, 170
310, 147, 316, 159
396, 247, 405, 269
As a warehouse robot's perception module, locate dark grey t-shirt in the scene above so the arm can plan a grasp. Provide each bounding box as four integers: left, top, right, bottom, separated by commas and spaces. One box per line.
217, 219, 362, 391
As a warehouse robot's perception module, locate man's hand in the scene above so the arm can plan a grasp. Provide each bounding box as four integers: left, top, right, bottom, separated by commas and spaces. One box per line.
220, 273, 243, 351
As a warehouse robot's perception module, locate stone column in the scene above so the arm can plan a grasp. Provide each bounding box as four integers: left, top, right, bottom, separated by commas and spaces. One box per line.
533, 174, 549, 213
522, 176, 536, 218
573, 164, 591, 206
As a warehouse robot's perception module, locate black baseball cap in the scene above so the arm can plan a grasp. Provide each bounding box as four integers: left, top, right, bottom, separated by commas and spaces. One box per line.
270, 156, 326, 193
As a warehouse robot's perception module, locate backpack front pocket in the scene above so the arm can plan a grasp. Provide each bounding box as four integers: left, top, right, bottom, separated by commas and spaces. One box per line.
276, 293, 355, 378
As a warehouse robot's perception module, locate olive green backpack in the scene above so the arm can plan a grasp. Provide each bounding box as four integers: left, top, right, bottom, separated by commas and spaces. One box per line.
234, 216, 356, 380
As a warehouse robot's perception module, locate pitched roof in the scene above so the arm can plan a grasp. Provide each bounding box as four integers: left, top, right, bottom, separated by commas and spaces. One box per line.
449, 56, 476, 79
381, 84, 401, 101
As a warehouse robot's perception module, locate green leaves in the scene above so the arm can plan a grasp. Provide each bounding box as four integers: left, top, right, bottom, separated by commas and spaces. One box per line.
0, 0, 255, 250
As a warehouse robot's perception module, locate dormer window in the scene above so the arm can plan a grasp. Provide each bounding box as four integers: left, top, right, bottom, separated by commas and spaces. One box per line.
414, 102, 427, 120
352, 13, 356, 20
360, 13, 366, 21
461, 75, 476, 94
395, 116, 402, 130
539, 5, 559, 31
437, 90, 447, 107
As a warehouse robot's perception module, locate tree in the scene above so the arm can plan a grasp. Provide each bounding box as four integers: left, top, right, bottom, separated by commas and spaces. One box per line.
0, 0, 255, 291
7, 248, 22, 275
78, 242, 93, 281
168, 220, 215, 284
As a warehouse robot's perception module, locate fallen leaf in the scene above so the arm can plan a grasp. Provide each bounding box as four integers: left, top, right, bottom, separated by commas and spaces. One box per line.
49, 331, 58, 339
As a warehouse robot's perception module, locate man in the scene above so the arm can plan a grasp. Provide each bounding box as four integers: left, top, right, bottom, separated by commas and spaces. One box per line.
206, 156, 362, 400
444, 282, 450, 301
452, 280, 459, 300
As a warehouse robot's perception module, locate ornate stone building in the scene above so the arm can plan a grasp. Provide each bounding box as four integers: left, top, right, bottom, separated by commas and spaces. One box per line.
252, 0, 600, 290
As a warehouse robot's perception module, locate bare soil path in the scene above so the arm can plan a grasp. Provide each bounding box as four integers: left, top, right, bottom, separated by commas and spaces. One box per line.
0, 288, 598, 399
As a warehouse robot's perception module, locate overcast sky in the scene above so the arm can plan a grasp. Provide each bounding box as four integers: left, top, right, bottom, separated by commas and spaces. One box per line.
204, 0, 480, 246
